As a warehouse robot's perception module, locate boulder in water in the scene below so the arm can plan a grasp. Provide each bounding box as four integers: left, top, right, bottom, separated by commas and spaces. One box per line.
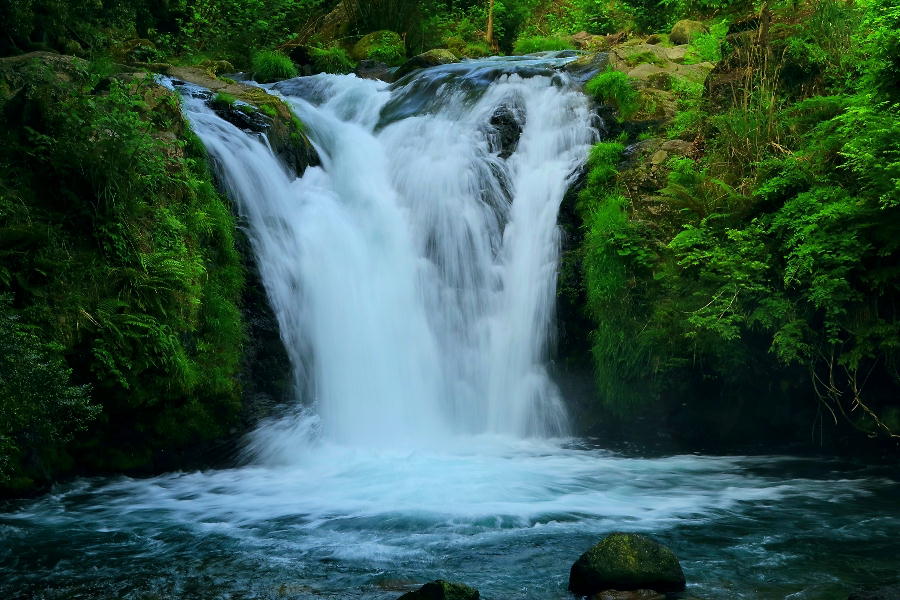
568, 532, 686, 596
397, 580, 479, 600
395, 49, 459, 79
355, 59, 395, 82
670, 20, 708, 45
488, 104, 524, 159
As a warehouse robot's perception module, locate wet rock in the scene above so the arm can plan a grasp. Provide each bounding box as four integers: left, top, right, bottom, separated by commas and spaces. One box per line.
488, 104, 524, 159
670, 20, 708, 45
395, 49, 459, 79
565, 53, 610, 83
165, 66, 319, 176
568, 532, 686, 596
355, 59, 395, 82
397, 580, 480, 600
848, 585, 900, 600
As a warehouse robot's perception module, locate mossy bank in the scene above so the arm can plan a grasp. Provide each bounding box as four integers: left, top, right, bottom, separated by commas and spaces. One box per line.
0, 53, 300, 495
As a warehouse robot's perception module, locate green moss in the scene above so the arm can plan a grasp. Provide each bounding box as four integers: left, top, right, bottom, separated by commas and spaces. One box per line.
625, 50, 667, 67
259, 104, 277, 118
569, 533, 685, 595
352, 30, 406, 65
211, 92, 237, 109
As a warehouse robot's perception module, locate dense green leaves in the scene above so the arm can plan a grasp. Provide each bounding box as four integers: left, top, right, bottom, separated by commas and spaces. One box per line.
0, 57, 245, 491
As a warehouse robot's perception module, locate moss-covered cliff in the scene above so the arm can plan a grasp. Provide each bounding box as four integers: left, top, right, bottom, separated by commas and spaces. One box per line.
0, 53, 302, 494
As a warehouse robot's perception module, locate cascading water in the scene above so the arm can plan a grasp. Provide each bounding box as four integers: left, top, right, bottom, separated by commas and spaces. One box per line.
2, 57, 899, 600
187, 56, 594, 452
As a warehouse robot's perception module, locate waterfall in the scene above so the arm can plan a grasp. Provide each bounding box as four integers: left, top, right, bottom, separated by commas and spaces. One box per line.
181, 56, 595, 455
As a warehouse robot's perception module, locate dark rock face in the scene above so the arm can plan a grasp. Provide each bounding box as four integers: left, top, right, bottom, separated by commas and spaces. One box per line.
355, 59, 395, 82
235, 227, 293, 430
397, 580, 480, 600
488, 104, 525, 159
568, 533, 686, 596
848, 585, 900, 600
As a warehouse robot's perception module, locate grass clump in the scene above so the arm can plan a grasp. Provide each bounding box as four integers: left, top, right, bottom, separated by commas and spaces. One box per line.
585, 68, 640, 120
309, 46, 355, 74
211, 92, 237, 109
251, 50, 298, 83
513, 35, 575, 54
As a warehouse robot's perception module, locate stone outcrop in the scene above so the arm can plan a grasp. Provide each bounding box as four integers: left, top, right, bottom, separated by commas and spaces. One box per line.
670, 20, 708, 45
164, 66, 318, 175
395, 49, 459, 79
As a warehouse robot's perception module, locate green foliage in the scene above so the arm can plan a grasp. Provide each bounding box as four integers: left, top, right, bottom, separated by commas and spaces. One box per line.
167, 0, 330, 64
685, 19, 728, 63
212, 92, 237, 108
585, 69, 640, 120
513, 35, 575, 54
0, 297, 99, 491
251, 50, 298, 83
353, 30, 406, 65
309, 45, 356, 74
0, 57, 245, 488
576, 0, 900, 443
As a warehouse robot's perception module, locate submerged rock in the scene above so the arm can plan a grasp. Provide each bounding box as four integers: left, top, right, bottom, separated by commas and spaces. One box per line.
848, 585, 900, 600
568, 532, 686, 596
488, 104, 524, 159
397, 580, 480, 600
395, 49, 459, 79
355, 59, 395, 82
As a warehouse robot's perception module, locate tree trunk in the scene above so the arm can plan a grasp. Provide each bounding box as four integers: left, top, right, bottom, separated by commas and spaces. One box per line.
486, 0, 495, 46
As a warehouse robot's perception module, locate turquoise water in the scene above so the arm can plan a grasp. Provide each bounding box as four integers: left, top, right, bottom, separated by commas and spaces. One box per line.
2, 439, 898, 599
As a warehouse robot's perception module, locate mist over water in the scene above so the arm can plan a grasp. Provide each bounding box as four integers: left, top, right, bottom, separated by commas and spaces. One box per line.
2, 57, 898, 600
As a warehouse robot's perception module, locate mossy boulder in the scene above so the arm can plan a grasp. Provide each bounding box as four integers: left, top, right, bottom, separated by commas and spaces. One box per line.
568, 533, 686, 596
397, 580, 479, 600
351, 30, 406, 65
165, 66, 318, 175
395, 49, 459, 79
670, 20, 708, 45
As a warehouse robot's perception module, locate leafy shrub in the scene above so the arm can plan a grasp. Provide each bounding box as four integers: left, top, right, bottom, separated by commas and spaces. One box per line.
0, 57, 246, 485
353, 30, 406, 65
0, 297, 99, 492
685, 20, 729, 64
251, 50, 298, 82
513, 35, 574, 54
585, 69, 640, 120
